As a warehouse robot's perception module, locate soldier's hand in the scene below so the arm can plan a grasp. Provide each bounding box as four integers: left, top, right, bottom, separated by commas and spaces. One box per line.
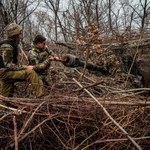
24, 65, 34, 70
49, 56, 61, 61
53, 56, 60, 61
49, 56, 55, 61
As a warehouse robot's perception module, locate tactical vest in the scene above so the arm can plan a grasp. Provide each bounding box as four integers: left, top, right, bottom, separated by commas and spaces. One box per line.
0, 39, 18, 68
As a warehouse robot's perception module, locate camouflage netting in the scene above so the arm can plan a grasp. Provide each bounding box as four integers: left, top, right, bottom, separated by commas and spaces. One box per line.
74, 23, 150, 88
0, 24, 150, 149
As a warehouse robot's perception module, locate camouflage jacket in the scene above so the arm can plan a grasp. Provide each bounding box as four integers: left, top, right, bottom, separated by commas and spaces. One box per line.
28, 46, 54, 75
0, 38, 25, 71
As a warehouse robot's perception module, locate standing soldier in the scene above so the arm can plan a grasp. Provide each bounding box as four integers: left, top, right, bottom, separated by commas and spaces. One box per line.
28, 34, 59, 87
0, 23, 44, 99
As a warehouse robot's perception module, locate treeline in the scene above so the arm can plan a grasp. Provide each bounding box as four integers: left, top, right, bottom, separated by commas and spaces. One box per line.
0, 0, 150, 43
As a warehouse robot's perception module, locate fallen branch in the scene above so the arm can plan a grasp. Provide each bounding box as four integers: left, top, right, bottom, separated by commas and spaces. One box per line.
73, 78, 142, 150
8, 114, 57, 148
95, 136, 150, 143
18, 101, 46, 138
82, 136, 150, 150
111, 88, 150, 93
13, 115, 18, 150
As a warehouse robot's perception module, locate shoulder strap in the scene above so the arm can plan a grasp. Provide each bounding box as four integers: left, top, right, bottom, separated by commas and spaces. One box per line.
0, 38, 18, 63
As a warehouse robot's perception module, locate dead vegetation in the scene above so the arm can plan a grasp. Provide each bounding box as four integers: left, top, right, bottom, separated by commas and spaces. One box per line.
0, 24, 150, 150
0, 67, 150, 150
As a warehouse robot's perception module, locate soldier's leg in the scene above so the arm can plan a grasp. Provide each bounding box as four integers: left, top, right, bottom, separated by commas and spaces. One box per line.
1, 81, 14, 97
0, 81, 14, 110
42, 75, 51, 86
24, 70, 43, 98
2, 70, 43, 98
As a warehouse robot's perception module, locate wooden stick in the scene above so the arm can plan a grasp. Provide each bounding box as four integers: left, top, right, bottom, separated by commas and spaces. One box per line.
13, 115, 18, 150
95, 136, 150, 143
73, 78, 142, 150
18, 101, 45, 138
82, 136, 150, 150
9, 114, 57, 148
0, 103, 26, 113
74, 68, 121, 92
72, 80, 104, 92
110, 88, 150, 93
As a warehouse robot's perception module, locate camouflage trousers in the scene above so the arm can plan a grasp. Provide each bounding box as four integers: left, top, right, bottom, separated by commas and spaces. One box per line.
39, 74, 51, 86
0, 69, 43, 98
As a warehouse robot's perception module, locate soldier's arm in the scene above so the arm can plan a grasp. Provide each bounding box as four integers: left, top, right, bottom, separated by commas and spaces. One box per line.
45, 46, 55, 56
1, 44, 25, 70
28, 50, 51, 71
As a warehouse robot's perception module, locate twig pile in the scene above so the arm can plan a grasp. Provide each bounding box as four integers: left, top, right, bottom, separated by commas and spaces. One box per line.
0, 24, 150, 149
0, 73, 150, 150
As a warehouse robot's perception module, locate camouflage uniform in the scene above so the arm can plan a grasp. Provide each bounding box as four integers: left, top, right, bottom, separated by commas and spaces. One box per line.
28, 46, 54, 86
0, 23, 43, 98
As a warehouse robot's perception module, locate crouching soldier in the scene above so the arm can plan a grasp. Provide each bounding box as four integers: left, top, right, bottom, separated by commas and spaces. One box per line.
0, 23, 44, 99
27, 34, 59, 87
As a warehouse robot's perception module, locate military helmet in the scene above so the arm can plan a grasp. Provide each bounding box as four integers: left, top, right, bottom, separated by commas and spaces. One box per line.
5, 23, 22, 37
33, 34, 46, 44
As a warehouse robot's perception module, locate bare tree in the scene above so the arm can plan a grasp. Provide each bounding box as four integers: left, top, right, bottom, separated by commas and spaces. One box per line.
44, 0, 68, 41
1, 0, 150, 43
108, 0, 112, 32
0, 0, 13, 39
128, 0, 150, 33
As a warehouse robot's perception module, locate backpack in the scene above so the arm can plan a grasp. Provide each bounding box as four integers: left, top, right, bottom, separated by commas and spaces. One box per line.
0, 41, 6, 68
0, 39, 18, 68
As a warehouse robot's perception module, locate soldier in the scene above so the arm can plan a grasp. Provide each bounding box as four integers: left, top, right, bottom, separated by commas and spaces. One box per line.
0, 23, 44, 99
28, 34, 59, 86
